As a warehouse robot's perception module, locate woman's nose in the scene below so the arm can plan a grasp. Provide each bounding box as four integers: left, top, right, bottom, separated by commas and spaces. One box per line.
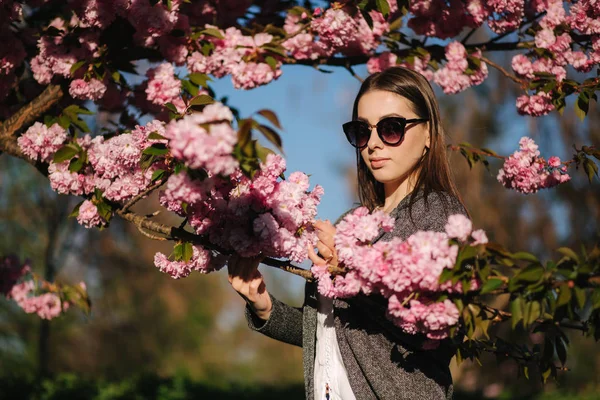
366, 126, 383, 150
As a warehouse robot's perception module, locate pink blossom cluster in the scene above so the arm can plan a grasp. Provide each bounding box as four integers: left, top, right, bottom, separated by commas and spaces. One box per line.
128, 0, 182, 47
154, 245, 222, 279
309, 7, 389, 56
282, 14, 329, 61
8, 281, 67, 320
69, 78, 107, 101
23, 120, 166, 204
515, 91, 555, 117
311, 210, 488, 339
2, 254, 69, 320
30, 18, 101, 86
76, 200, 106, 228
408, 0, 487, 38
84, 120, 166, 202
497, 136, 571, 194
186, 27, 283, 90
158, 153, 323, 271
434, 42, 488, 95
17, 122, 68, 163
145, 63, 182, 106
165, 102, 238, 176
366, 51, 434, 80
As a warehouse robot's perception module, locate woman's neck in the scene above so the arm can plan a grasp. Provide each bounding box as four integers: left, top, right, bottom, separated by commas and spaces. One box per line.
380, 178, 415, 214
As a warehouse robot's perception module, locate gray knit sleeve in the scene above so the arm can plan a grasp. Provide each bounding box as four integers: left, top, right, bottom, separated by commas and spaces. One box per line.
244, 292, 303, 347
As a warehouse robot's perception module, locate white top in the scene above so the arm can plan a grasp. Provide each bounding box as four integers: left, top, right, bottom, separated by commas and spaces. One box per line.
314, 292, 356, 400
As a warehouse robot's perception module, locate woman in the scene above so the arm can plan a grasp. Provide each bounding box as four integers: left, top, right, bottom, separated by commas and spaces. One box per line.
227, 66, 469, 400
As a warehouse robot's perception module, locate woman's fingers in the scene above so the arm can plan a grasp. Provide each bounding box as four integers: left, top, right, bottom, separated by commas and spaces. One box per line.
316, 241, 332, 259
307, 243, 327, 266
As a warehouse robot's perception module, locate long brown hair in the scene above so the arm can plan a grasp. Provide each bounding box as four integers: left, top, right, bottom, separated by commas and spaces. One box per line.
352, 66, 467, 217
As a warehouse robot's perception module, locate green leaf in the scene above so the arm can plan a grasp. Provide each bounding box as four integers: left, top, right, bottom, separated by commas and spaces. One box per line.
142, 144, 169, 156
173, 243, 183, 261
513, 264, 544, 283
265, 56, 277, 70
557, 247, 580, 263
511, 297, 524, 330
237, 118, 255, 150
479, 278, 504, 294
68, 155, 85, 173
261, 44, 287, 58
542, 366, 552, 383
525, 300, 541, 327
189, 94, 214, 107
257, 109, 282, 129
512, 251, 539, 263
151, 169, 166, 182
255, 141, 275, 163
96, 201, 113, 222
181, 79, 199, 96
148, 132, 167, 140
57, 115, 71, 129
583, 158, 598, 183
70, 117, 90, 133
556, 283, 572, 308
164, 102, 178, 113
70, 61, 86, 75
256, 124, 283, 153
573, 286, 586, 309
200, 28, 224, 39
182, 242, 193, 262
69, 201, 84, 218
375, 0, 390, 17
438, 268, 454, 285
574, 92, 590, 121
53, 145, 80, 163
591, 289, 600, 310
189, 73, 212, 88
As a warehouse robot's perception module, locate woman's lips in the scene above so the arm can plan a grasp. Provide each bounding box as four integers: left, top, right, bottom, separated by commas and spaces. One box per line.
370, 158, 389, 168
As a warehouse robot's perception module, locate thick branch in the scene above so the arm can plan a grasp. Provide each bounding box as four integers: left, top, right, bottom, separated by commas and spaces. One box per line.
0, 85, 64, 138
114, 209, 346, 279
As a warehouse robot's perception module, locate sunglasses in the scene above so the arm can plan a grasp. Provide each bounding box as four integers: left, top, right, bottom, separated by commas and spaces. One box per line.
342, 116, 429, 148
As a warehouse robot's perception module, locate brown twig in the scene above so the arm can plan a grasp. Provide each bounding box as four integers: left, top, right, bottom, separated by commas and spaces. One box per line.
121, 178, 167, 212
479, 55, 527, 86
448, 144, 507, 160
344, 61, 364, 83
135, 224, 169, 241
478, 303, 589, 332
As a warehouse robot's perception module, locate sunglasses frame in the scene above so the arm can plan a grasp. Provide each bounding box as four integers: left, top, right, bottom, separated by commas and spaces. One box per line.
342, 116, 429, 148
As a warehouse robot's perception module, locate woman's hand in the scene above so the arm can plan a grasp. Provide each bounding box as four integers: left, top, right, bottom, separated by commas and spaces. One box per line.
227, 254, 272, 321
307, 219, 338, 267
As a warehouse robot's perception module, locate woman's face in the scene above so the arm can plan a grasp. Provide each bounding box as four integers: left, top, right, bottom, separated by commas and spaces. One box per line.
357, 90, 430, 185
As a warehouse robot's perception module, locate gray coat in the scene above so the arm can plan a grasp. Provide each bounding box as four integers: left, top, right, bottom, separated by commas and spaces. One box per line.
244, 190, 468, 399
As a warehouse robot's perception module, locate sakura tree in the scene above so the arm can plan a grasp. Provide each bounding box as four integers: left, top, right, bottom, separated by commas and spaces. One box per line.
1, 0, 600, 383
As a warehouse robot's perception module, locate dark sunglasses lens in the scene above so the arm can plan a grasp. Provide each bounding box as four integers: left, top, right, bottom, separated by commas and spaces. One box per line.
344, 122, 369, 147
378, 118, 406, 145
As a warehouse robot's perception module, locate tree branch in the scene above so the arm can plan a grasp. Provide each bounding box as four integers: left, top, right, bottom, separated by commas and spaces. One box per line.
480, 55, 527, 86
0, 85, 64, 138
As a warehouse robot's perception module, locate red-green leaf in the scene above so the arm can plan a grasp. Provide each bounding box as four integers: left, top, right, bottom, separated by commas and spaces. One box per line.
257, 109, 282, 129
189, 94, 214, 106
